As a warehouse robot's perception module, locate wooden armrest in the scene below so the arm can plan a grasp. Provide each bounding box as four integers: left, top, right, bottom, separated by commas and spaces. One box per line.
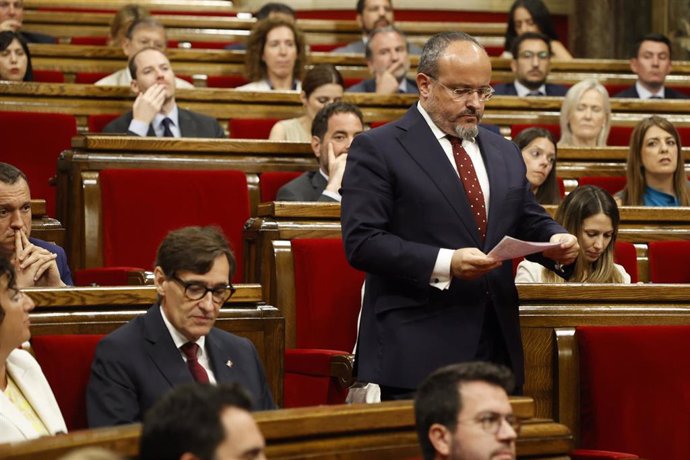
330, 353, 354, 389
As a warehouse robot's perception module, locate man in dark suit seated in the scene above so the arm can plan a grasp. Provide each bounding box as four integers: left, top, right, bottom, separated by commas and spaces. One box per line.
614, 33, 688, 100
140, 383, 266, 460
347, 26, 419, 95
103, 47, 225, 138
86, 226, 275, 428
493, 32, 567, 97
277, 102, 364, 202
0, 162, 72, 287
0, 0, 55, 43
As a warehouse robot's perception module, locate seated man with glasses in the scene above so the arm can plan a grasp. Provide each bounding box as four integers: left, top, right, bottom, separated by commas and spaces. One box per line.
86, 226, 275, 428
414, 362, 519, 460
493, 32, 568, 97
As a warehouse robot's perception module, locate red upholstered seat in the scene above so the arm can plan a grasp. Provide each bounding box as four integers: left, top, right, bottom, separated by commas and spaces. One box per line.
613, 241, 637, 283
570, 450, 639, 460
206, 75, 249, 88
577, 176, 626, 196
88, 169, 248, 283
87, 114, 119, 133
0, 111, 77, 216
75, 72, 110, 84
285, 238, 365, 407
229, 118, 278, 139
607, 127, 633, 146
73, 266, 146, 286
31, 335, 104, 431
260, 171, 303, 202
69, 36, 108, 46
648, 240, 690, 283
577, 325, 690, 460
510, 123, 561, 141
33, 70, 65, 83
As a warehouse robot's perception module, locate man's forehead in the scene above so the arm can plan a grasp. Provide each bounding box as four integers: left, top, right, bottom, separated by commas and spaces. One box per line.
459, 381, 511, 414
326, 112, 362, 133
364, 0, 391, 9
639, 40, 669, 54
0, 179, 30, 199
136, 49, 170, 66
519, 39, 548, 52
371, 31, 405, 49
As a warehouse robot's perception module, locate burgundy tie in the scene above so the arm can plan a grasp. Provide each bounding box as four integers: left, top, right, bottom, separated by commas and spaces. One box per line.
180, 342, 210, 383
449, 137, 487, 241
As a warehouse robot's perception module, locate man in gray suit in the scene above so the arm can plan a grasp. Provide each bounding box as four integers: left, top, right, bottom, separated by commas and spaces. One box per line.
276, 102, 364, 202
332, 0, 421, 55
103, 47, 224, 138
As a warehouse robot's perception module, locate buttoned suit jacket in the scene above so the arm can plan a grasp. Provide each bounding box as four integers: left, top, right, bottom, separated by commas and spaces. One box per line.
340, 105, 566, 389
0, 349, 67, 443
613, 85, 689, 99
86, 305, 275, 428
347, 77, 419, 94
102, 107, 225, 138
492, 82, 568, 96
276, 170, 337, 202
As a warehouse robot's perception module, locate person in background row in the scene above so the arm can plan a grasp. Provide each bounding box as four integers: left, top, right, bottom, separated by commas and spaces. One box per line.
502, 0, 571, 60
96, 17, 194, 89
107, 4, 150, 48
0, 30, 31, 81
347, 26, 418, 95
0, 256, 67, 442
269, 64, 344, 142
516, 185, 630, 283
237, 17, 305, 92
615, 115, 690, 206
558, 79, 610, 147
0, 0, 55, 43
225, 2, 296, 51
513, 127, 561, 205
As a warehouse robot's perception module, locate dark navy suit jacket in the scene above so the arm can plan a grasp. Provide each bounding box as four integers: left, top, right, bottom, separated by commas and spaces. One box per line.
103, 108, 225, 138
276, 171, 337, 202
492, 82, 568, 96
86, 305, 275, 427
341, 105, 566, 389
347, 77, 419, 94
30, 237, 72, 285
613, 85, 689, 99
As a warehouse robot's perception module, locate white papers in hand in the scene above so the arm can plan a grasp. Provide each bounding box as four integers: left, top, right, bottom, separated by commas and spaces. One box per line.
486, 236, 561, 262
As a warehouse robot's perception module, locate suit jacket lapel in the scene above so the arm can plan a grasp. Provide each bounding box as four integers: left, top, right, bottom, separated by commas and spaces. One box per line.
310, 170, 327, 194
396, 106, 482, 245
143, 306, 195, 387
206, 329, 239, 383
477, 132, 509, 249
178, 109, 195, 137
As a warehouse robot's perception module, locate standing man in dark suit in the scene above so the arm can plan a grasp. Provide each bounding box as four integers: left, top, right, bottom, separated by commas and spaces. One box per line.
87, 226, 275, 428
614, 33, 689, 99
340, 32, 579, 400
277, 102, 364, 202
103, 47, 225, 138
493, 32, 567, 97
347, 26, 418, 95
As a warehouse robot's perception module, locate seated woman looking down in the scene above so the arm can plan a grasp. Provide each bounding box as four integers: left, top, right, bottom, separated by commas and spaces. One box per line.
0, 31, 32, 82
0, 257, 67, 442
615, 115, 690, 206
503, 0, 572, 60
513, 127, 561, 205
515, 185, 630, 283
269, 64, 344, 142
558, 79, 610, 148
237, 17, 305, 92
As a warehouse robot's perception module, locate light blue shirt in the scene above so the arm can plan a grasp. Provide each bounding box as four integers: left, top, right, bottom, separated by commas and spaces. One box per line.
643, 185, 679, 206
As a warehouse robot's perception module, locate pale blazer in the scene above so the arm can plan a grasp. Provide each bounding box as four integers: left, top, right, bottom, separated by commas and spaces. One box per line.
0, 349, 67, 443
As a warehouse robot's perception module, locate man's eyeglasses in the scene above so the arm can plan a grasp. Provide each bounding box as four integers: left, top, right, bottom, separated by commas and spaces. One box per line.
428, 76, 494, 102
463, 411, 521, 435
518, 50, 551, 60
170, 275, 236, 305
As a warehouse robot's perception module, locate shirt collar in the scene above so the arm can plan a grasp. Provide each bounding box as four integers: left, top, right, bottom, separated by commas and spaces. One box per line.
514, 80, 546, 97
636, 80, 664, 99
159, 304, 206, 352
417, 101, 477, 145
154, 104, 179, 130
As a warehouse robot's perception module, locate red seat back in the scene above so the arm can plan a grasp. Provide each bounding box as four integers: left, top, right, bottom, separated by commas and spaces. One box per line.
0, 111, 77, 216
607, 126, 633, 146
75, 72, 110, 84
70, 36, 108, 45
88, 114, 120, 133
260, 171, 303, 202
228, 118, 278, 139
31, 335, 104, 431
511, 123, 561, 141
99, 169, 249, 282
291, 238, 365, 350
613, 241, 637, 283
33, 70, 65, 83
578, 325, 690, 460
648, 240, 690, 283
578, 176, 626, 196
206, 75, 249, 88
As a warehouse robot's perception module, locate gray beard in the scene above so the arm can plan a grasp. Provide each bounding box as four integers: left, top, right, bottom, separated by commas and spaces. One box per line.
455, 124, 478, 141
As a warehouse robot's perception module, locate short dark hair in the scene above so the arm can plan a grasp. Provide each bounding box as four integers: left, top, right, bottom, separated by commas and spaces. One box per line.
364, 26, 407, 60
140, 383, 253, 460
0, 257, 18, 322
255, 2, 295, 20
155, 226, 236, 280
0, 162, 27, 185
128, 46, 168, 80
310, 101, 364, 140
414, 362, 515, 460
0, 31, 33, 81
356, 0, 393, 15
631, 33, 672, 59
301, 64, 344, 98
510, 31, 552, 59
417, 31, 481, 79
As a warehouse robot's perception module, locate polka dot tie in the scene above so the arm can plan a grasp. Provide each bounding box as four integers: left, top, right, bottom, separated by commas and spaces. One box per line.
449, 136, 486, 241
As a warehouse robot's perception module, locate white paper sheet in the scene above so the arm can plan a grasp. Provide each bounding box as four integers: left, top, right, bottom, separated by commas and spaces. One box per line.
487, 236, 561, 262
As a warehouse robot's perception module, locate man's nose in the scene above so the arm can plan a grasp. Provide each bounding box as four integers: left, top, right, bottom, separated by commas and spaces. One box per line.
9, 210, 24, 229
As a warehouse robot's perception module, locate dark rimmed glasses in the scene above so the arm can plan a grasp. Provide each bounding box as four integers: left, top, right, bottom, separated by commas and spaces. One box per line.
170, 275, 236, 305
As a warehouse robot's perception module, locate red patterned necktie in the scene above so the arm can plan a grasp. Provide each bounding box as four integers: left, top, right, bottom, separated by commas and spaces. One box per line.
449, 136, 487, 241
180, 342, 210, 383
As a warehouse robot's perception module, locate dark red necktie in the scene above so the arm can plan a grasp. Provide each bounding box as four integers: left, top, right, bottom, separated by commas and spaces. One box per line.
180, 342, 210, 383
449, 137, 487, 241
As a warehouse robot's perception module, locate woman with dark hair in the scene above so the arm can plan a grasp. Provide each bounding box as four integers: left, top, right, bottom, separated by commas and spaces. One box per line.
237, 17, 305, 92
515, 185, 630, 283
269, 64, 344, 142
0, 257, 67, 442
513, 127, 561, 205
503, 0, 572, 60
616, 115, 690, 207
0, 30, 32, 81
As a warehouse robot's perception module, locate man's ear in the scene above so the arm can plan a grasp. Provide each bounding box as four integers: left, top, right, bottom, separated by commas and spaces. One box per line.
356, 14, 364, 31
417, 73, 432, 98
130, 78, 140, 95
629, 57, 639, 75
311, 135, 322, 159
510, 59, 518, 74
153, 266, 166, 296
428, 423, 452, 457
